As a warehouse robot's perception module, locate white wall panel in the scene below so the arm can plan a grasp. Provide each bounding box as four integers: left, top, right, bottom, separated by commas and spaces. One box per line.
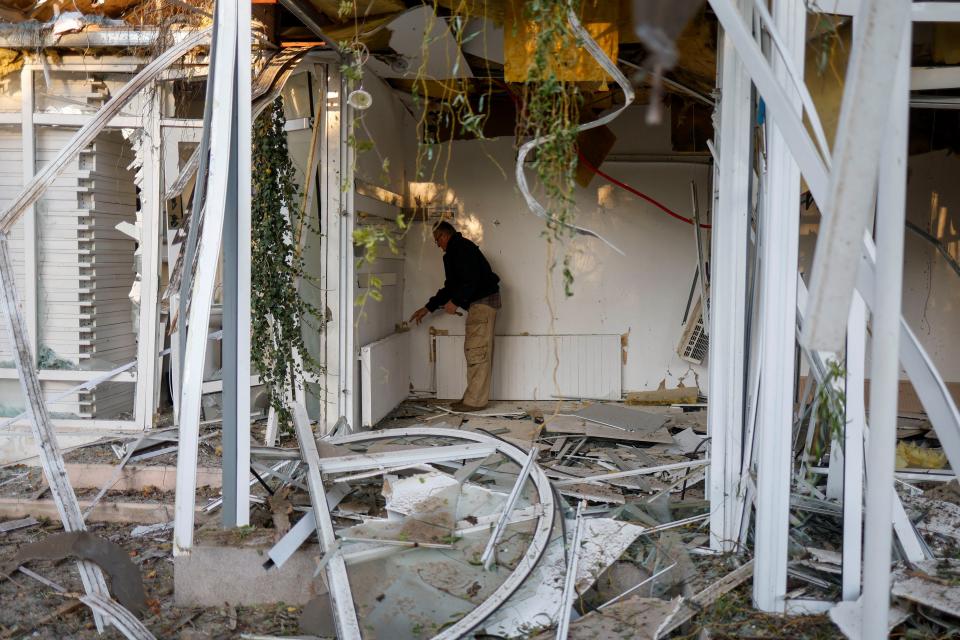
435, 334, 621, 400
402, 106, 710, 397
360, 331, 410, 426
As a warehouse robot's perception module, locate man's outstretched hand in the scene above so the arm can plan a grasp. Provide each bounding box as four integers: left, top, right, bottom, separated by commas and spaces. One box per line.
410, 307, 429, 325
443, 301, 459, 315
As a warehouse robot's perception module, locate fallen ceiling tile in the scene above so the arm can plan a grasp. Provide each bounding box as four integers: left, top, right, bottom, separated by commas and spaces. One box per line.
571, 404, 669, 435
366, 6, 474, 80
480, 515, 646, 637
891, 560, 960, 616
829, 597, 911, 639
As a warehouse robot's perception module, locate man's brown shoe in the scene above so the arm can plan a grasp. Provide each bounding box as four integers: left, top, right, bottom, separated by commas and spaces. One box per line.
450, 401, 486, 413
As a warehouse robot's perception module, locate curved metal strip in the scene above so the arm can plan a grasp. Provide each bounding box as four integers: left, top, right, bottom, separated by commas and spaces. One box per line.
80, 594, 156, 640
327, 426, 556, 640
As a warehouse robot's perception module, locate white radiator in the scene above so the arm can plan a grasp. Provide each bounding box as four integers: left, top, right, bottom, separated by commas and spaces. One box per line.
435, 334, 621, 401
360, 331, 410, 427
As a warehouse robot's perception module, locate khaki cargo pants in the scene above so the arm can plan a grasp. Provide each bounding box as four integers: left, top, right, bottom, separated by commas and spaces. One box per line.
462, 303, 497, 407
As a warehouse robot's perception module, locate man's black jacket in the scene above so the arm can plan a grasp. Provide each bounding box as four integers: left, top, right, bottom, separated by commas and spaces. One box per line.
425, 232, 500, 311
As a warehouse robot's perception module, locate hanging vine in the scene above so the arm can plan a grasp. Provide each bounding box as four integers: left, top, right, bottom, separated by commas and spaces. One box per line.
251, 97, 323, 430
338, 0, 588, 302
517, 0, 583, 296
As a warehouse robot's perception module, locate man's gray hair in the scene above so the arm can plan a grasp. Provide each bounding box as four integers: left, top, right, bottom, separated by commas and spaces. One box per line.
433, 221, 456, 235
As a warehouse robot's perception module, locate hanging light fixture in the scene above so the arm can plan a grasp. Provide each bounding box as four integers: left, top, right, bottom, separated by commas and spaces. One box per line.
347, 86, 373, 110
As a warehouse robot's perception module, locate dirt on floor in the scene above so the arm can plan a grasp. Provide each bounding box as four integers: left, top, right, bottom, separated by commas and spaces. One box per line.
0, 520, 307, 639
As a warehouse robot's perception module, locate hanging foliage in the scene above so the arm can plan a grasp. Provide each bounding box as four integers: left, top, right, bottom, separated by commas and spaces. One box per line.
251, 97, 322, 430
338, 0, 586, 298
520, 0, 583, 297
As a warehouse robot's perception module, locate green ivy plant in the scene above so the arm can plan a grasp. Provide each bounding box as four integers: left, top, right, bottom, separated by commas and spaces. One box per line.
251, 97, 323, 431
337, 0, 586, 303
816, 359, 848, 444
520, 0, 583, 296
808, 358, 847, 462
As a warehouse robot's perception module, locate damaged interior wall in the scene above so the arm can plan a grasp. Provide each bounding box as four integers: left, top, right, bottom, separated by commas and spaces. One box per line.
400, 104, 711, 398
285, 63, 416, 424
798, 149, 960, 395
0, 127, 138, 417
351, 68, 416, 350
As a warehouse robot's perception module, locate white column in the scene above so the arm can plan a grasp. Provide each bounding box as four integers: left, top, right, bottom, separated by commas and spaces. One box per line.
20, 66, 37, 358
322, 68, 344, 433
221, 0, 252, 527
708, 0, 752, 552
173, 0, 238, 555
340, 70, 356, 430
134, 95, 162, 430
842, 295, 866, 601
861, 24, 910, 638
753, 0, 804, 613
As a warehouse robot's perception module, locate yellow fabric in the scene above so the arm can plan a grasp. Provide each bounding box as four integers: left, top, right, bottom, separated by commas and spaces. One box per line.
895, 441, 947, 470
0, 49, 23, 78
462, 303, 497, 407
503, 0, 619, 83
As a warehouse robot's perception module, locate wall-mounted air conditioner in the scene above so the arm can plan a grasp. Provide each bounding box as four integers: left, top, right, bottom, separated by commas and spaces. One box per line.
677, 297, 709, 365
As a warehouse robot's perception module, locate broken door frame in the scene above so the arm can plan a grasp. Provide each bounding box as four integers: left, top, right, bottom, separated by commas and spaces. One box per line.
2, 58, 163, 433
707, 0, 960, 628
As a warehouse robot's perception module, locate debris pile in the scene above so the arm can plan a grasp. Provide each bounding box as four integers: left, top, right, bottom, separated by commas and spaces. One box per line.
6, 395, 960, 638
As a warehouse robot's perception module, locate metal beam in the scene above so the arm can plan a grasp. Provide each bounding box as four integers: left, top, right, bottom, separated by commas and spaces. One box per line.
842, 296, 866, 602
802, 0, 911, 352
753, 0, 803, 613
911, 66, 960, 91
912, 2, 960, 22
480, 448, 537, 570
173, 3, 237, 555
910, 95, 960, 109
708, 0, 752, 553
318, 443, 496, 474
556, 500, 586, 640
20, 67, 37, 360
291, 403, 362, 640
133, 95, 162, 430
861, 24, 910, 638
0, 237, 111, 631
222, 0, 253, 528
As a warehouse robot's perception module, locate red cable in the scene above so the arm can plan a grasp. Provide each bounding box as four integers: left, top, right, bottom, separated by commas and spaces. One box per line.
494, 79, 710, 229
576, 149, 712, 229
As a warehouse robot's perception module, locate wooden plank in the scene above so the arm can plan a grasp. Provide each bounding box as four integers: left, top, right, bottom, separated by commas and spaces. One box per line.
0, 496, 199, 524
658, 560, 754, 637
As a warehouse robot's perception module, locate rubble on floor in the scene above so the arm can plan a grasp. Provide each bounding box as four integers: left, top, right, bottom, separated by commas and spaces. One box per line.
3, 398, 960, 638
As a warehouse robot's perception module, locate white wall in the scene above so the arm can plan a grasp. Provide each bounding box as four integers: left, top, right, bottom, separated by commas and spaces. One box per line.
902, 150, 960, 382
401, 105, 711, 396
352, 70, 417, 348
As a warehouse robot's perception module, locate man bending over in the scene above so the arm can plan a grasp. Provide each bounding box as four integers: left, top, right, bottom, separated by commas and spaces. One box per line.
410, 221, 501, 411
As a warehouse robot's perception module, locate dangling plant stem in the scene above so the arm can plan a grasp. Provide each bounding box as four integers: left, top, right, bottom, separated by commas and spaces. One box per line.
520, 0, 582, 295
251, 97, 323, 432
